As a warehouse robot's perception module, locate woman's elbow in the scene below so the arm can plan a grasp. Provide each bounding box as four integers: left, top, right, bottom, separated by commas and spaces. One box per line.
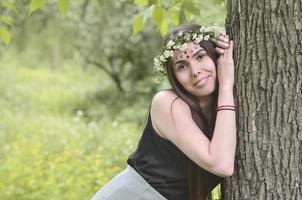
215, 163, 234, 177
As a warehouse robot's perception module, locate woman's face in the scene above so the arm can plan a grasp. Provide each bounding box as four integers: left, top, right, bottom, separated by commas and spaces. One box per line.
172, 42, 217, 98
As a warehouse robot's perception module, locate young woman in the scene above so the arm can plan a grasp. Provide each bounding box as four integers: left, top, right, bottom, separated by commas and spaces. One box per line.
91, 23, 236, 200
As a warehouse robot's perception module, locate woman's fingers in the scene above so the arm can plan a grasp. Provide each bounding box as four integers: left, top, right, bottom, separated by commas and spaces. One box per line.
217, 34, 229, 43
215, 47, 225, 54
215, 34, 230, 54
229, 40, 234, 57
224, 40, 234, 57
216, 40, 229, 49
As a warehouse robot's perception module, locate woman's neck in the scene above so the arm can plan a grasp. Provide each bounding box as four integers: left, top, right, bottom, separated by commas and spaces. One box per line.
198, 95, 214, 120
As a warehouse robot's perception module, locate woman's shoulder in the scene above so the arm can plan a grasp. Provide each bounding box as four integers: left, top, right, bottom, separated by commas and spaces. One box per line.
151, 89, 190, 114
150, 90, 192, 140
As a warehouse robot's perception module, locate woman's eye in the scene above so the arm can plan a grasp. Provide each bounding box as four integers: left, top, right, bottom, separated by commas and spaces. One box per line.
197, 54, 204, 60
177, 64, 187, 71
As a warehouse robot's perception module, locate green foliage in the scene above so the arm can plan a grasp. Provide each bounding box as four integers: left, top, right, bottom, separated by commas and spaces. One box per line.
0, 15, 13, 26
133, 15, 145, 33
134, 0, 148, 7
182, 0, 200, 16
57, 0, 69, 16
0, 52, 142, 200
0, 0, 17, 13
29, 0, 48, 15
133, 0, 226, 36
0, 27, 11, 45
151, 6, 165, 26
0, 0, 70, 45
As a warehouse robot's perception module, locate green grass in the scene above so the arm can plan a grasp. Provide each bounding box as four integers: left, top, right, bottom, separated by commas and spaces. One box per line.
0, 53, 142, 200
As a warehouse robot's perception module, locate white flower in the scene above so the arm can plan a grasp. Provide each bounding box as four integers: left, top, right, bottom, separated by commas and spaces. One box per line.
154, 56, 161, 66
199, 26, 205, 32
194, 34, 203, 43
166, 40, 175, 49
163, 50, 173, 58
173, 44, 181, 50
180, 43, 188, 51
204, 35, 210, 40
184, 33, 191, 41
159, 55, 166, 62
192, 33, 197, 40
177, 31, 183, 36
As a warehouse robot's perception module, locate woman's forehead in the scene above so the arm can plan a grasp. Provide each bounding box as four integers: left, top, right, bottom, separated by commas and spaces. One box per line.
173, 42, 205, 62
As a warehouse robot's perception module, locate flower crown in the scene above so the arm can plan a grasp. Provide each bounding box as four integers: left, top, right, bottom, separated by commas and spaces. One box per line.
153, 24, 223, 83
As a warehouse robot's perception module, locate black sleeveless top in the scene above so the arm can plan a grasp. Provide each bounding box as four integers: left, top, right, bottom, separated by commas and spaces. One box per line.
127, 112, 189, 199
127, 111, 221, 199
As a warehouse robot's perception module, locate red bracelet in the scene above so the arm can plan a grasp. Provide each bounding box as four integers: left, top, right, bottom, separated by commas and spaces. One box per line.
216, 105, 237, 111
217, 104, 236, 108
216, 108, 236, 112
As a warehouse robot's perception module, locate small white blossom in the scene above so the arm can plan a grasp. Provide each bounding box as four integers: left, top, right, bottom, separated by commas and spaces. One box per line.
166, 40, 175, 49
192, 33, 197, 40
180, 43, 188, 51
177, 31, 183, 37
204, 35, 210, 40
173, 44, 181, 50
194, 34, 203, 43
199, 26, 205, 32
184, 33, 191, 41
154, 56, 161, 66
159, 55, 166, 62
163, 50, 174, 58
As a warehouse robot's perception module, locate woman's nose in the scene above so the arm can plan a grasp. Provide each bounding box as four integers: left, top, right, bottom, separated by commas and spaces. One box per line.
192, 69, 202, 78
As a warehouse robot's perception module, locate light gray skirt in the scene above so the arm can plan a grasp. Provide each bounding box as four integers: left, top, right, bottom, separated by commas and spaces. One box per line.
91, 165, 167, 200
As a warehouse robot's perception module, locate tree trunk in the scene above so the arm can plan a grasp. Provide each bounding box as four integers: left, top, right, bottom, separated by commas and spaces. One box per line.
224, 0, 302, 199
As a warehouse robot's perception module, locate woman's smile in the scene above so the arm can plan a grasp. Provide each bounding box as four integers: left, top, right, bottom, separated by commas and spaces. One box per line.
194, 75, 211, 88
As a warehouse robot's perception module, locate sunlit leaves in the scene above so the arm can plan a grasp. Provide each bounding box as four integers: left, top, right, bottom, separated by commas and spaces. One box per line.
132, 0, 201, 36
57, 0, 69, 16
182, 0, 200, 16
151, 6, 165, 26
134, 0, 149, 7
1, 1, 17, 13
168, 10, 179, 25
160, 18, 169, 36
29, 0, 70, 15
29, 0, 47, 15
0, 15, 13, 27
0, 27, 11, 45
132, 15, 145, 33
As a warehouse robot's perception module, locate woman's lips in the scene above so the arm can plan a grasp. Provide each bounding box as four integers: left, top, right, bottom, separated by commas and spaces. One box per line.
194, 75, 210, 87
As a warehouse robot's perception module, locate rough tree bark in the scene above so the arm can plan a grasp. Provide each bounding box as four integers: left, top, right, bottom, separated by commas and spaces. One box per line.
224, 0, 302, 199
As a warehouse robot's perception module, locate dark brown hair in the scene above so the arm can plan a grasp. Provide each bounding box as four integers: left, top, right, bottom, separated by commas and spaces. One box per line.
164, 24, 221, 200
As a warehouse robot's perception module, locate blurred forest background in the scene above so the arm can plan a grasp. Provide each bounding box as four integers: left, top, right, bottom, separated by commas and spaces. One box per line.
0, 0, 226, 199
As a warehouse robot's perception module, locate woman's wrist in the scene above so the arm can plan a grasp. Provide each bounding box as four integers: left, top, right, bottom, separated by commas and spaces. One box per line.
218, 85, 234, 93
218, 86, 234, 105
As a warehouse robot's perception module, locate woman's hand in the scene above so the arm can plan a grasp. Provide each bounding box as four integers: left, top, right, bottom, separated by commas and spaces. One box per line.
217, 38, 234, 90
215, 32, 230, 54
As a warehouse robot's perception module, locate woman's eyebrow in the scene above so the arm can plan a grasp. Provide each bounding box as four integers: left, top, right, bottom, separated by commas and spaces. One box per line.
192, 49, 206, 58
